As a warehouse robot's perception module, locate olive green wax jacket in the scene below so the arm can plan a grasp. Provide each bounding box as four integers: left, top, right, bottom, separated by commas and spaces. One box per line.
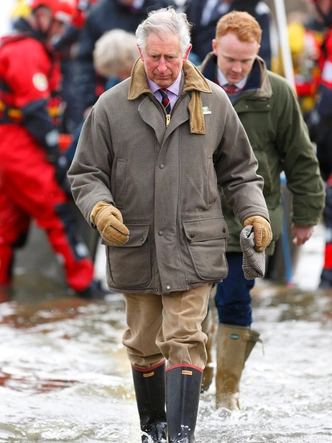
201, 53, 325, 255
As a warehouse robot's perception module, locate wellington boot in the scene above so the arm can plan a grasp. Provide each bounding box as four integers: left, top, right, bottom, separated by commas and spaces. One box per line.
132, 361, 167, 442
201, 310, 215, 393
166, 365, 202, 442
215, 323, 261, 410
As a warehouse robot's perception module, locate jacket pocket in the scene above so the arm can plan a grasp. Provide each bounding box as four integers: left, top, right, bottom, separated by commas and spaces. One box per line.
183, 218, 229, 280
106, 224, 151, 288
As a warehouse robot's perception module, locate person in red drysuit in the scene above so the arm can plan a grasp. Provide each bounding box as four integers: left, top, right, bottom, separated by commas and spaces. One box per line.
0, 0, 108, 299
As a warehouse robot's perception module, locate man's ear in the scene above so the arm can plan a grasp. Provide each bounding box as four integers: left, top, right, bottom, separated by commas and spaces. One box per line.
183, 44, 192, 62
212, 39, 218, 56
137, 45, 144, 61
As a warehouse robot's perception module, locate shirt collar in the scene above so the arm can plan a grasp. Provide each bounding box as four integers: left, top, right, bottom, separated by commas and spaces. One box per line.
217, 69, 247, 90
147, 71, 182, 97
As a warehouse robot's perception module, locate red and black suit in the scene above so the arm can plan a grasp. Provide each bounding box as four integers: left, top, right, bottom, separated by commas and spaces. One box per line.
0, 18, 94, 291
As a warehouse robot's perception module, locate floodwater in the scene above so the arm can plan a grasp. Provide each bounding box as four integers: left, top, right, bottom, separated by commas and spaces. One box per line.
1, 224, 332, 443
1, 1, 330, 441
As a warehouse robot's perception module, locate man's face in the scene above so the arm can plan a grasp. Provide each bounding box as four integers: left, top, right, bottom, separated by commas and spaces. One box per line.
138, 32, 191, 89
212, 32, 260, 84
36, 9, 66, 41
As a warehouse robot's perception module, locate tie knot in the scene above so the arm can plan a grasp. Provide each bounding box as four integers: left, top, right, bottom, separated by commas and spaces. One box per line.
223, 83, 237, 94
159, 88, 169, 97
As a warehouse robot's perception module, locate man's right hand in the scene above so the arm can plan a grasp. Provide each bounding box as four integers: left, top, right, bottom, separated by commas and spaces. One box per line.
243, 215, 272, 252
291, 223, 314, 246
90, 202, 130, 246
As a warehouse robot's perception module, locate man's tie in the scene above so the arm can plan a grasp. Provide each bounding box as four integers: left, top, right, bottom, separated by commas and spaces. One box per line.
223, 83, 238, 94
159, 88, 171, 114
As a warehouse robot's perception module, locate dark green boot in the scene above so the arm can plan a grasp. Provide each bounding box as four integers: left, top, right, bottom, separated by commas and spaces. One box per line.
132, 361, 167, 442
166, 365, 202, 443
215, 324, 262, 410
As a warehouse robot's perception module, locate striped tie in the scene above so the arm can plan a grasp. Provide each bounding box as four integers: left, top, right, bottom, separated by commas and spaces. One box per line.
159, 88, 171, 114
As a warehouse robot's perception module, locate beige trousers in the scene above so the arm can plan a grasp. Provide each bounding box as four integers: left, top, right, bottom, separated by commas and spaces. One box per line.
122, 283, 212, 370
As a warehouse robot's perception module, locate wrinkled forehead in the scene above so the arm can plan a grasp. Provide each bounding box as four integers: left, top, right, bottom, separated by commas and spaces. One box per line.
144, 31, 181, 51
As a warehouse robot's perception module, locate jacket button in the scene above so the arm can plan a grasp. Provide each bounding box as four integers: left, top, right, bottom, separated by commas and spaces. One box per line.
159, 164, 165, 169
190, 233, 195, 238
222, 228, 226, 233
158, 230, 164, 236
166, 285, 171, 290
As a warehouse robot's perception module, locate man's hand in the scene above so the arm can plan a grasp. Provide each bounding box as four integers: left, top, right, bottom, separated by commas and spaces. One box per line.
90, 202, 130, 246
291, 224, 314, 246
243, 216, 272, 252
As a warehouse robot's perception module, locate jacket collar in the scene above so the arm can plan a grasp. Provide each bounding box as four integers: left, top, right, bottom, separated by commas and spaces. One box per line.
128, 58, 212, 134
200, 52, 272, 99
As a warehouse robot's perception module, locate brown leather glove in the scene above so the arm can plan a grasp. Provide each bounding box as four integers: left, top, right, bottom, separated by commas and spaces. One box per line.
243, 216, 272, 252
90, 202, 130, 246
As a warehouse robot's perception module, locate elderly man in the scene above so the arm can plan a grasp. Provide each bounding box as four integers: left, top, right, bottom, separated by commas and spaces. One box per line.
68, 7, 272, 442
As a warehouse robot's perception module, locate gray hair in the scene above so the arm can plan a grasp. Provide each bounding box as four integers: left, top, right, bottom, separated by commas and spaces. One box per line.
136, 7, 191, 55
93, 29, 138, 78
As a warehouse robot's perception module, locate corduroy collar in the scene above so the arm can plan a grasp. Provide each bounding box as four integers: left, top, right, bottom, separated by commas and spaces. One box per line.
128, 58, 212, 134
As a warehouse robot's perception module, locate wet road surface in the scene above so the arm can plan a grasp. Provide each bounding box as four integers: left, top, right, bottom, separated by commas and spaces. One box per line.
1, 280, 332, 442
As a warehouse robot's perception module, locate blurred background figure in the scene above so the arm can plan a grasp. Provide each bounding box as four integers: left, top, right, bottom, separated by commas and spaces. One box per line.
75, 0, 176, 121
51, 0, 99, 135
93, 28, 138, 87
275, 0, 325, 120
184, 0, 272, 68
0, 0, 109, 300
306, 0, 332, 288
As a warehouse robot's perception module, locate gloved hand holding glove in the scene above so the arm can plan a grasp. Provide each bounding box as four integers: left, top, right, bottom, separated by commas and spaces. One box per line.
90, 201, 130, 246
240, 225, 265, 279
243, 215, 272, 252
